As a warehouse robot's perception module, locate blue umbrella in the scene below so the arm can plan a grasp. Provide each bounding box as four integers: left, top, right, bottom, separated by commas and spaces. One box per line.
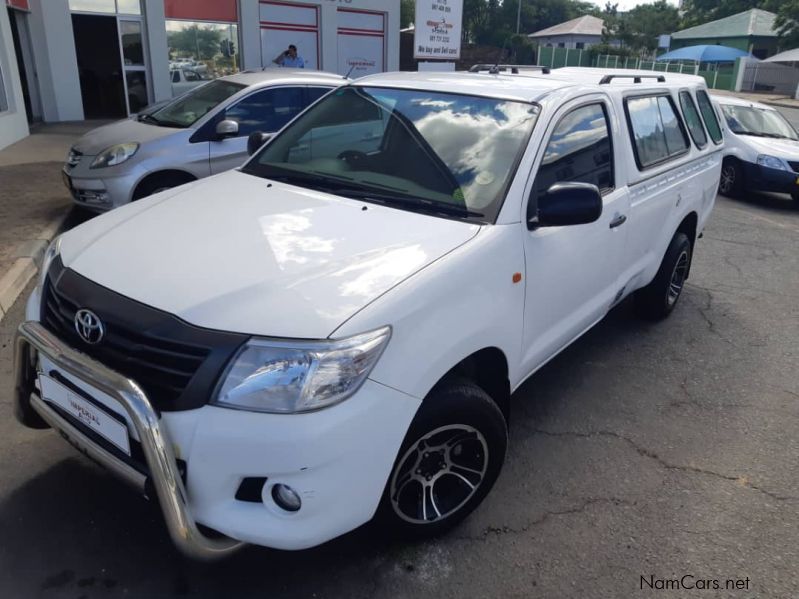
656, 44, 753, 63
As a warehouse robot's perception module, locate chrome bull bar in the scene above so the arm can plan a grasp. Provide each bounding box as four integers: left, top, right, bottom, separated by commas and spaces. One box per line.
14, 321, 245, 561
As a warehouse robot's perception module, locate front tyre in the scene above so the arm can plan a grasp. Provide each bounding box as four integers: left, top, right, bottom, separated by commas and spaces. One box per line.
377, 380, 507, 538
634, 232, 692, 321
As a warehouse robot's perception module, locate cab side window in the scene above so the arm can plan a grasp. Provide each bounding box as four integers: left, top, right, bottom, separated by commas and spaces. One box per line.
535, 103, 614, 200
626, 95, 688, 168
679, 91, 707, 149
225, 87, 306, 136
696, 90, 723, 144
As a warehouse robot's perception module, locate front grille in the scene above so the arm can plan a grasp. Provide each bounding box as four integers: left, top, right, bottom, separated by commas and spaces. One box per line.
788, 161, 799, 173
41, 257, 248, 411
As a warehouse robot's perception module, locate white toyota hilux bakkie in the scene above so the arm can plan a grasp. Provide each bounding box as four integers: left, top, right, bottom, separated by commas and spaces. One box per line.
15, 66, 721, 560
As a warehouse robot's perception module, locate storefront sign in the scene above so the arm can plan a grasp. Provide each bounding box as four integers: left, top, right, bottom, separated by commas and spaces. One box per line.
164, 0, 237, 23
6, 0, 30, 10
413, 0, 462, 60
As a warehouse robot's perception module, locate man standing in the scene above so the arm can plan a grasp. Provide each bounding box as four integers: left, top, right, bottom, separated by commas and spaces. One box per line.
273, 45, 305, 68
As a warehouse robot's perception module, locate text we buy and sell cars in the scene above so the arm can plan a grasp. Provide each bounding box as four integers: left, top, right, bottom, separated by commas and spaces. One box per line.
712, 94, 799, 203
62, 69, 345, 212
16, 68, 721, 559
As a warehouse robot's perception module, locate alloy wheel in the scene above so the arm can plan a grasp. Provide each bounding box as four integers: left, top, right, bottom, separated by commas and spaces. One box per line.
719, 165, 735, 195
667, 250, 689, 306
390, 424, 488, 524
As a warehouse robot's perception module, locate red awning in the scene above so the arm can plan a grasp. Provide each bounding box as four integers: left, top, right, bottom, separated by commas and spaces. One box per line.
7, 0, 30, 11
164, 0, 237, 23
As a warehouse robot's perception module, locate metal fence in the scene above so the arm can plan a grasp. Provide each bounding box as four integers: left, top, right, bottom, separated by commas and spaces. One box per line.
536, 48, 736, 91
740, 61, 799, 95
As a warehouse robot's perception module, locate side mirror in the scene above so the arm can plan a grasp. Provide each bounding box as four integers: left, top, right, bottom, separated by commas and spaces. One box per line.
215, 119, 239, 139
529, 182, 603, 229
247, 131, 272, 156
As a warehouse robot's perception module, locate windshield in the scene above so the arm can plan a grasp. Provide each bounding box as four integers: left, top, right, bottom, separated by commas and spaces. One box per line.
721, 104, 798, 140
148, 79, 245, 128
241, 86, 540, 222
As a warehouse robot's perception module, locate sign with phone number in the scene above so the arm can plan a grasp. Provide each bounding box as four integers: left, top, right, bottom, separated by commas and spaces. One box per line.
413, 0, 463, 60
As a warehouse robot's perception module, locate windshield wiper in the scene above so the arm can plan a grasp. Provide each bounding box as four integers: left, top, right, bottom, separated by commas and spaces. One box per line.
138, 113, 161, 125
263, 170, 484, 219
737, 131, 796, 140
340, 189, 485, 219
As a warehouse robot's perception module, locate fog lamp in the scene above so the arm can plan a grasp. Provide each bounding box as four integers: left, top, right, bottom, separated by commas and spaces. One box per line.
272, 484, 301, 512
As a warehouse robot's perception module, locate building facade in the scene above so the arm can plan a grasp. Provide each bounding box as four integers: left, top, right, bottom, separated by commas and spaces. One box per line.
0, 0, 399, 150
669, 9, 779, 59
527, 15, 605, 51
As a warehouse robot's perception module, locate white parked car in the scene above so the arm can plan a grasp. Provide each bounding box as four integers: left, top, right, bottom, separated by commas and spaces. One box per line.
16, 67, 721, 559
170, 68, 209, 97
712, 94, 799, 202
62, 69, 344, 211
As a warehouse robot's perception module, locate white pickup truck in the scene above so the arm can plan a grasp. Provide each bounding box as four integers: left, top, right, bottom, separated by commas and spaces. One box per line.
15, 67, 721, 560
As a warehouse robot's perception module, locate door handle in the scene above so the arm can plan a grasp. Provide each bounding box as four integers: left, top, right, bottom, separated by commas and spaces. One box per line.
609, 214, 627, 229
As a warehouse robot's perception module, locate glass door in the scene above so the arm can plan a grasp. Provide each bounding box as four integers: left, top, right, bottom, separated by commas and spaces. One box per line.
118, 17, 150, 113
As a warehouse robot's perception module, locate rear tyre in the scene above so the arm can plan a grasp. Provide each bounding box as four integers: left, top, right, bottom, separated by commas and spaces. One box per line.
634, 232, 692, 321
132, 172, 195, 201
718, 159, 743, 198
376, 379, 507, 539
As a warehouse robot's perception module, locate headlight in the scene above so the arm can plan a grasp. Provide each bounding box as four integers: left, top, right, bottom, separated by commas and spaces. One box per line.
213, 326, 391, 413
90, 143, 139, 168
38, 234, 62, 288
756, 154, 789, 171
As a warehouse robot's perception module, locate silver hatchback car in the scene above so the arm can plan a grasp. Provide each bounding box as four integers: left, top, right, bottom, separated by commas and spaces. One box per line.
62, 69, 345, 211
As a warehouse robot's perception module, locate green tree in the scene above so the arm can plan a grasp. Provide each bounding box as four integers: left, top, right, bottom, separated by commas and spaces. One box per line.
626, 0, 679, 54
167, 25, 222, 61
770, 0, 799, 48
401, 0, 415, 28
680, 0, 762, 28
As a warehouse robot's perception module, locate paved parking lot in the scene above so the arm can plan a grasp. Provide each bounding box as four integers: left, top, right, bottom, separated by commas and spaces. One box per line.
1, 188, 797, 598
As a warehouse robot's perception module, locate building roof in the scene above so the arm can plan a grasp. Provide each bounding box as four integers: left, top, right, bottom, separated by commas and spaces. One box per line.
527, 15, 604, 39
672, 9, 777, 40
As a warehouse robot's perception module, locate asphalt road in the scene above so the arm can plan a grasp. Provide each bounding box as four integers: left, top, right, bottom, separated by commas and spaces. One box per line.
1, 196, 798, 597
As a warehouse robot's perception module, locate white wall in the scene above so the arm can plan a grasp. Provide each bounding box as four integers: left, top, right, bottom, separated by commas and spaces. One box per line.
532, 34, 602, 50
0, 7, 29, 150
27, 0, 83, 122
239, 0, 399, 74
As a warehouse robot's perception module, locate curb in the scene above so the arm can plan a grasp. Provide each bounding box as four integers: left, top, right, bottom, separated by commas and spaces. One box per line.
0, 212, 67, 322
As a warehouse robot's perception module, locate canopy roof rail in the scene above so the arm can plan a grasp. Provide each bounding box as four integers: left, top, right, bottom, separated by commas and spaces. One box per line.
469, 64, 551, 75
599, 74, 666, 84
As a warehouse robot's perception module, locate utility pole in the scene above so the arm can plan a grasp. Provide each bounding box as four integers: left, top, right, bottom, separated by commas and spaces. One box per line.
516, 0, 522, 34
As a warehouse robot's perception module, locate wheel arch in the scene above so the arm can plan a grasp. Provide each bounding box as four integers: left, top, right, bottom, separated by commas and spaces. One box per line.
675, 211, 698, 278
432, 347, 511, 422
132, 169, 197, 201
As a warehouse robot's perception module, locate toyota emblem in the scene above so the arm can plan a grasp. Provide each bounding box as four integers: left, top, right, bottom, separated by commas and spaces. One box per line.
74, 309, 105, 344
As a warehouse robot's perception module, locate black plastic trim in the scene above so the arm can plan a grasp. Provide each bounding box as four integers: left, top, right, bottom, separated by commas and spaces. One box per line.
41, 256, 248, 412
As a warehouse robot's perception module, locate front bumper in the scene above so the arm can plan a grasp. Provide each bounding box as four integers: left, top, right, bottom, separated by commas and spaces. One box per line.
742, 161, 799, 194
15, 320, 242, 560
15, 305, 420, 556
62, 165, 140, 211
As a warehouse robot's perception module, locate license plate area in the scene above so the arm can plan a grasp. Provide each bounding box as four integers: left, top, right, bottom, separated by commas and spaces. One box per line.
39, 372, 131, 456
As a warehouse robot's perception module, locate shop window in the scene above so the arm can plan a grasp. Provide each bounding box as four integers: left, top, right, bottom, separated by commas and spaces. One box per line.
121, 20, 144, 66
166, 20, 239, 96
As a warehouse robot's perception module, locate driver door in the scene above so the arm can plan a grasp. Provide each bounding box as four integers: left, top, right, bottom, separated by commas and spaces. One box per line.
519, 96, 630, 374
